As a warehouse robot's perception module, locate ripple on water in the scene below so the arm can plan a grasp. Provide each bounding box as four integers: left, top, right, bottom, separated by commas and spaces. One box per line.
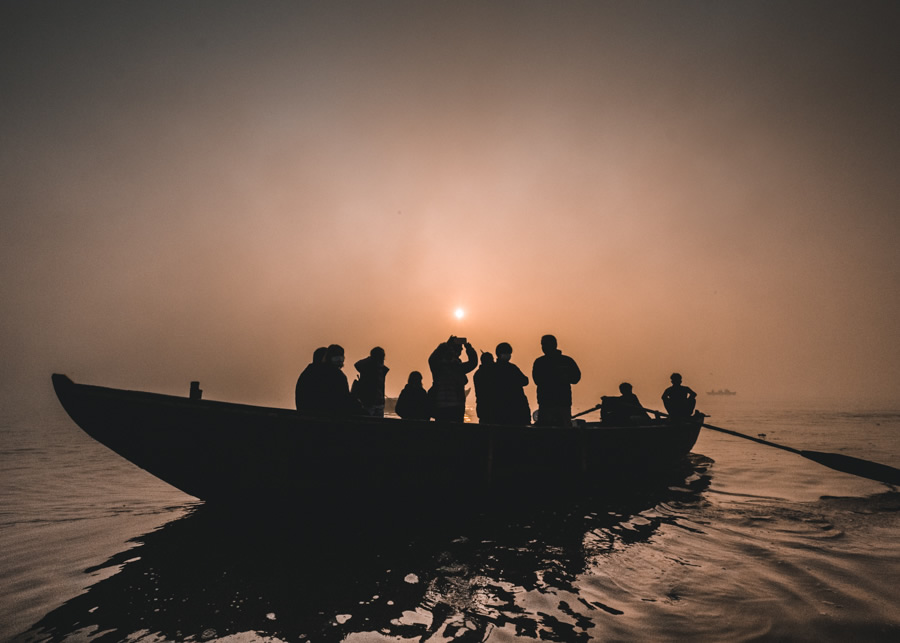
5, 409, 900, 642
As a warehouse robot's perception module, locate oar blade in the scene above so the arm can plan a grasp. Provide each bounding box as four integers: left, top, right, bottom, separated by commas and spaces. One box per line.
800, 451, 900, 486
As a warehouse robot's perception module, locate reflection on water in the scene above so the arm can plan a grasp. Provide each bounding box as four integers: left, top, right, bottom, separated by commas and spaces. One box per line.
21, 457, 712, 642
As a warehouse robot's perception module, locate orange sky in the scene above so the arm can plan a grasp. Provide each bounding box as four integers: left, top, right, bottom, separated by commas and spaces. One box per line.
2, 1, 899, 413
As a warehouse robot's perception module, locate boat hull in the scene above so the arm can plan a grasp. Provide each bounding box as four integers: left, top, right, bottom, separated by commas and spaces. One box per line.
52, 374, 701, 506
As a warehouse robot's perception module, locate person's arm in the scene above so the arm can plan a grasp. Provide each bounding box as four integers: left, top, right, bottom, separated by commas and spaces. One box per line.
514, 365, 529, 387
461, 343, 478, 373
568, 358, 582, 385
629, 394, 649, 416
428, 345, 442, 373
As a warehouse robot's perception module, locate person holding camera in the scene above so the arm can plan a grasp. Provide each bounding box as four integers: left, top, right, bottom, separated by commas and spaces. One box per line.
428, 335, 477, 422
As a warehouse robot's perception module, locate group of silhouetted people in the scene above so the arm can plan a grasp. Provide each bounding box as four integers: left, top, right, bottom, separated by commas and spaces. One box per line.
295, 335, 696, 427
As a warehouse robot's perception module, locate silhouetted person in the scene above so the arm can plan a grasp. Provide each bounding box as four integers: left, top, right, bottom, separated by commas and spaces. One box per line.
428, 335, 477, 422
353, 346, 389, 417
473, 352, 497, 424
295, 346, 327, 411
602, 382, 650, 425
492, 342, 531, 426
662, 372, 697, 420
298, 344, 362, 416
395, 371, 430, 420
532, 335, 581, 427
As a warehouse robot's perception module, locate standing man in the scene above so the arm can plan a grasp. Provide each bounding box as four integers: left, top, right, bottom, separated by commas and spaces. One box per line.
532, 335, 581, 427
354, 346, 389, 417
428, 335, 478, 422
473, 351, 498, 424
493, 342, 531, 426
295, 346, 327, 412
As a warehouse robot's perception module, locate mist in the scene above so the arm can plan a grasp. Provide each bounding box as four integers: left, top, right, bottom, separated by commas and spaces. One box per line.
3, 0, 899, 415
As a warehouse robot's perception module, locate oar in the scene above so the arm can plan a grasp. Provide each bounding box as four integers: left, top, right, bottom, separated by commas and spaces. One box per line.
646, 408, 900, 486
572, 404, 602, 419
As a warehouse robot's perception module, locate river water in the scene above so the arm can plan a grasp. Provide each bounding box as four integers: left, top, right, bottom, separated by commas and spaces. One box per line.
2, 396, 899, 642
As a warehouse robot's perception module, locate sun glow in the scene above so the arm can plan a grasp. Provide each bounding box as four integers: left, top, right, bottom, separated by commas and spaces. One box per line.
454, 308, 465, 320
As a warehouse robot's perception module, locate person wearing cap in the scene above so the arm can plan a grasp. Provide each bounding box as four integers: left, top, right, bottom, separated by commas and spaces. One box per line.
532, 335, 581, 427
492, 342, 531, 425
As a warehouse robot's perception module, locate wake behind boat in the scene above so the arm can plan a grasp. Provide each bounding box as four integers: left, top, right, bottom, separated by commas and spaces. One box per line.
51, 374, 702, 507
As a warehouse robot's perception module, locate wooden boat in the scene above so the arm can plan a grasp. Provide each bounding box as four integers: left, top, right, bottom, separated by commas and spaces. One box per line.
51, 374, 703, 507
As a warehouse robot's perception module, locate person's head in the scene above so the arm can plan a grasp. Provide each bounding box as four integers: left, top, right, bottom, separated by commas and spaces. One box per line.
541, 334, 558, 355
480, 352, 494, 366
312, 346, 327, 364
619, 382, 633, 395
370, 346, 385, 362
325, 344, 345, 368
496, 342, 512, 361
408, 370, 423, 386
670, 372, 682, 384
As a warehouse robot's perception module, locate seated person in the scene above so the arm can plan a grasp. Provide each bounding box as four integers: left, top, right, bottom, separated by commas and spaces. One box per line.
601, 382, 650, 425
662, 372, 697, 420
395, 371, 430, 420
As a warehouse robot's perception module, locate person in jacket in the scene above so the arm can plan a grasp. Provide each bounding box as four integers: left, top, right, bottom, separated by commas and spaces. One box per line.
492, 342, 531, 425
395, 371, 430, 420
297, 344, 361, 416
428, 335, 477, 422
532, 335, 581, 427
601, 382, 650, 425
353, 346, 389, 417
295, 346, 327, 411
473, 352, 497, 424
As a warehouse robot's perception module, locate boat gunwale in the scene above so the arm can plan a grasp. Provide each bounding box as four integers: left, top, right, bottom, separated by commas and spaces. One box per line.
52, 373, 695, 434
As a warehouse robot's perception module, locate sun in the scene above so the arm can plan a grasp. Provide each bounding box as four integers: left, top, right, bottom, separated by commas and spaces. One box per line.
454, 308, 465, 320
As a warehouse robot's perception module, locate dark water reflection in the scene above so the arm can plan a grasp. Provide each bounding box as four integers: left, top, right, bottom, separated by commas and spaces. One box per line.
22, 457, 712, 642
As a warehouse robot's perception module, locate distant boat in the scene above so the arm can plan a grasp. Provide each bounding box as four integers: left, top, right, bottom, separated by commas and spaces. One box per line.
706, 389, 737, 396
51, 374, 703, 507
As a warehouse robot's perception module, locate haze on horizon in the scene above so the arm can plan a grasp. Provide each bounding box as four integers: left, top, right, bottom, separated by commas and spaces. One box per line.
2, 0, 899, 415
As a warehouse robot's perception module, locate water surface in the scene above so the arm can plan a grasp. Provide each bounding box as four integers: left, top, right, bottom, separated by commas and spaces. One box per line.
2, 397, 899, 641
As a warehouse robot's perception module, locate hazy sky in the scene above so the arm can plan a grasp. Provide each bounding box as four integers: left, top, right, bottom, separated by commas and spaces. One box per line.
3, 0, 899, 413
